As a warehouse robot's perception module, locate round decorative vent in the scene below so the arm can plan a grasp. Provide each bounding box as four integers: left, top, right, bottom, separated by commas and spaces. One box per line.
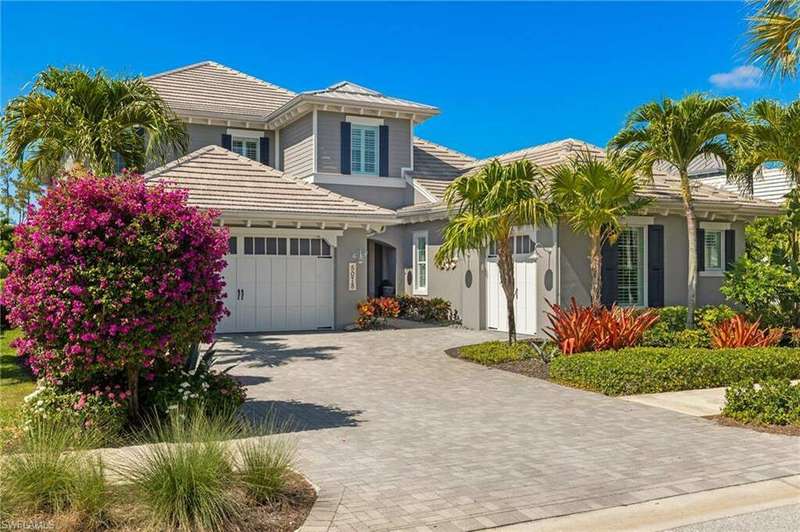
465, 270, 473, 288
406, 270, 413, 286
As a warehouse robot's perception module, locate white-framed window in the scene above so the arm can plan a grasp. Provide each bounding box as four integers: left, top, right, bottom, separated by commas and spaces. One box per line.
617, 226, 647, 307
232, 137, 259, 161
413, 231, 428, 295
351, 125, 379, 175
704, 230, 724, 272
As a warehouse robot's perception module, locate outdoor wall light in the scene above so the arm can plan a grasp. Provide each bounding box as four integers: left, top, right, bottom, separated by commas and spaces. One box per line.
351, 249, 367, 264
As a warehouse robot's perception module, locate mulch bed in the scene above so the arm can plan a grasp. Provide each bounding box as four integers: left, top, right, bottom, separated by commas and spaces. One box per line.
707, 415, 800, 437
445, 346, 551, 380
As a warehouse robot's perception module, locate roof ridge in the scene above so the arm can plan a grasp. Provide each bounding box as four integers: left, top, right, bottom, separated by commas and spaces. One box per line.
471, 138, 604, 166
413, 137, 477, 164
146, 61, 295, 97
144, 145, 218, 180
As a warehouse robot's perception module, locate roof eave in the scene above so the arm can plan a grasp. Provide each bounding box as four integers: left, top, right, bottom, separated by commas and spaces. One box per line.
213, 208, 399, 226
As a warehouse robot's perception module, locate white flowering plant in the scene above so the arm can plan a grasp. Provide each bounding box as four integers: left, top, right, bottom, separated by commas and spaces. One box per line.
141, 364, 246, 417
21, 382, 128, 436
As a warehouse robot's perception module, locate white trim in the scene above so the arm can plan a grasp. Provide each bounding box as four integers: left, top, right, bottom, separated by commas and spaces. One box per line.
346, 115, 384, 126
230, 136, 260, 161
409, 123, 415, 171
622, 215, 655, 226
226, 128, 264, 139
312, 109, 318, 174
700, 271, 725, 278
616, 225, 649, 308
305, 173, 406, 188
700, 221, 732, 231
702, 228, 726, 273
412, 230, 429, 295
274, 129, 280, 171
411, 179, 439, 203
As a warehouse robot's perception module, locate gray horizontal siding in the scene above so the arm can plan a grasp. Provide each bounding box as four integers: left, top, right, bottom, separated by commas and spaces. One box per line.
280, 113, 314, 178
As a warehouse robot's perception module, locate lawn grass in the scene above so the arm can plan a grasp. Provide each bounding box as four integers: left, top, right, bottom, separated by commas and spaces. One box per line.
457, 341, 534, 365
1, 328, 35, 449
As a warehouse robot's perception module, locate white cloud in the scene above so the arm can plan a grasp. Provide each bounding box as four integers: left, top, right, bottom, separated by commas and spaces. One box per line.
709, 66, 762, 89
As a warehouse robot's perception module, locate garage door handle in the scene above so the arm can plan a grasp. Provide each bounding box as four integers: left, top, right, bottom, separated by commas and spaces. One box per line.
240, 289, 244, 301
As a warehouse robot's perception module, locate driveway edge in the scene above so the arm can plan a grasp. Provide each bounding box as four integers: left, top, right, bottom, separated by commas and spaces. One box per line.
486, 475, 800, 531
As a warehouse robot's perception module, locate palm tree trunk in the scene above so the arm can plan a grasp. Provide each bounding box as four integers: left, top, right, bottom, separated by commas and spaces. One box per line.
589, 232, 602, 307
681, 170, 698, 328
497, 236, 516, 344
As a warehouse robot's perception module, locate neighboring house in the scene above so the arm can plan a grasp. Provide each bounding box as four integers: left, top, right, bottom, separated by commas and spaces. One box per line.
144, 61, 781, 336
678, 155, 796, 204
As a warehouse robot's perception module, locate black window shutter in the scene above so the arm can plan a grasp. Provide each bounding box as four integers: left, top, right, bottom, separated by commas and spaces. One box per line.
379, 125, 389, 177
221, 134, 232, 150
601, 240, 618, 307
696, 228, 705, 272
340, 122, 351, 174
647, 225, 665, 307
724, 229, 736, 270
259, 137, 270, 166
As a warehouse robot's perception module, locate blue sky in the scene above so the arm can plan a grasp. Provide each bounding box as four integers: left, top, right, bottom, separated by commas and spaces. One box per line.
2, 1, 799, 158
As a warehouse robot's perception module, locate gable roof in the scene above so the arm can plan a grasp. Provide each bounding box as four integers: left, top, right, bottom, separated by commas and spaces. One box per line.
411, 137, 477, 180
146, 61, 295, 122
298, 80, 438, 112
145, 145, 395, 223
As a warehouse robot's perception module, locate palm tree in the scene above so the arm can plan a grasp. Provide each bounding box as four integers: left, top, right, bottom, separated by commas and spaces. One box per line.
729, 100, 800, 195
546, 151, 651, 307
1, 66, 187, 182
747, 0, 800, 79
609, 94, 743, 327
434, 159, 556, 344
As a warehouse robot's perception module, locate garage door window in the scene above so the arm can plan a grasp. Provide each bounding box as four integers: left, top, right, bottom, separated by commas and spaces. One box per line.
289, 238, 332, 257
242, 237, 329, 257
228, 237, 237, 255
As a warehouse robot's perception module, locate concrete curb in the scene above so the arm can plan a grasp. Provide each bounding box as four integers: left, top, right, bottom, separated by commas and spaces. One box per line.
487, 475, 800, 531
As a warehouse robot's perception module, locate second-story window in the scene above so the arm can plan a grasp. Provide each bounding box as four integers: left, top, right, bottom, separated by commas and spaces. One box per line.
232, 137, 259, 161
351, 125, 378, 175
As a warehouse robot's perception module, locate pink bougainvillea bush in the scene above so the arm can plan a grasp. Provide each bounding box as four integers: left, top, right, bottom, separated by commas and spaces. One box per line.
2, 174, 228, 409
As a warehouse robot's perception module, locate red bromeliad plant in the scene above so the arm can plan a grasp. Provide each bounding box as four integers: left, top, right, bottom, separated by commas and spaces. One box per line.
545, 298, 659, 354
594, 306, 660, 351
709, 315, 784, 348
544, 298, 597, 355
1, 174, 228, 412
355, 297, 400, 329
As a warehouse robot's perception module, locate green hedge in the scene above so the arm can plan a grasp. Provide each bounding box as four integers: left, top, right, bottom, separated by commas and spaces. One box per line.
549, 347, 800, 396
723, 379, 800, 426
458, 341, 534, 365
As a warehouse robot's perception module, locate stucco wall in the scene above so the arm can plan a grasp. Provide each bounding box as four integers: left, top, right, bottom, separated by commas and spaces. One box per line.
558, 216, 747, 308
334, 228, 369, 328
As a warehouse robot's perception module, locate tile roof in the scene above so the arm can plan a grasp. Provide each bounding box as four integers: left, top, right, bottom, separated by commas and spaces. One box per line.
404, 138, 780, 218
145, 145, 395, 222
300, 81, 438, 112
146, 61, 295, 122
411, 137, 476, 180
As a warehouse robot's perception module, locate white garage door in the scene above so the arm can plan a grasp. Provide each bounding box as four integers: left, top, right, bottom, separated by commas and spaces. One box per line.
217, 235, 334, 333
486, 233, 537, 336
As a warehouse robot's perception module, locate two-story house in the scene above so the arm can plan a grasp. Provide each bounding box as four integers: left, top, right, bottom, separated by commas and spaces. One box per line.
144, 61, 780, 336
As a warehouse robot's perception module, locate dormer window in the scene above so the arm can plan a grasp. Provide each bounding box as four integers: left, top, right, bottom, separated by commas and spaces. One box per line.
351, 125, 379, 175
232, 137, 259, 161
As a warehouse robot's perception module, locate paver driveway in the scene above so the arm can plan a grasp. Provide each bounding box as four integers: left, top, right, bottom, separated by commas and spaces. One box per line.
214, 328, 800, 531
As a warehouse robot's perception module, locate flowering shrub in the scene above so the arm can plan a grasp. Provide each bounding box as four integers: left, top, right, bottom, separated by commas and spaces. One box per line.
355, 297, 400, 329
142, 366, 246, 417
21, 383, 127, 435
709, 315, 783, 348
2, 174, 228, 409
545, 298, 659, 354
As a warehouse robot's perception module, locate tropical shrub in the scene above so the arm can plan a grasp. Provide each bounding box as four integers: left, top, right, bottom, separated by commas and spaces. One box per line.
654, 306, 688, 332
723, 379, 800, 426
544, 299, 659, 354
1, 174, 228, 410
355, 297, 400, 329
791, 328, 800, 347
142, 366, 246, 418
641, 327, 711, 349
709, 315, 784, 348
549, 347, 800, 396
696, 305, 738, 330
396, 295, 457, 322
21, 383, 127, 437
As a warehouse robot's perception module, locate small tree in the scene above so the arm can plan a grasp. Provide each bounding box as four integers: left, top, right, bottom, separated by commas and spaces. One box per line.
2, 174, 228, 413
546, 151, 650, 307
747, 1, 800, 79
434, 159, 555, 344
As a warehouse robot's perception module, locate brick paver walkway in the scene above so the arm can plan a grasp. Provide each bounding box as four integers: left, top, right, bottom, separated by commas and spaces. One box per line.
214, 328, 800, 531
